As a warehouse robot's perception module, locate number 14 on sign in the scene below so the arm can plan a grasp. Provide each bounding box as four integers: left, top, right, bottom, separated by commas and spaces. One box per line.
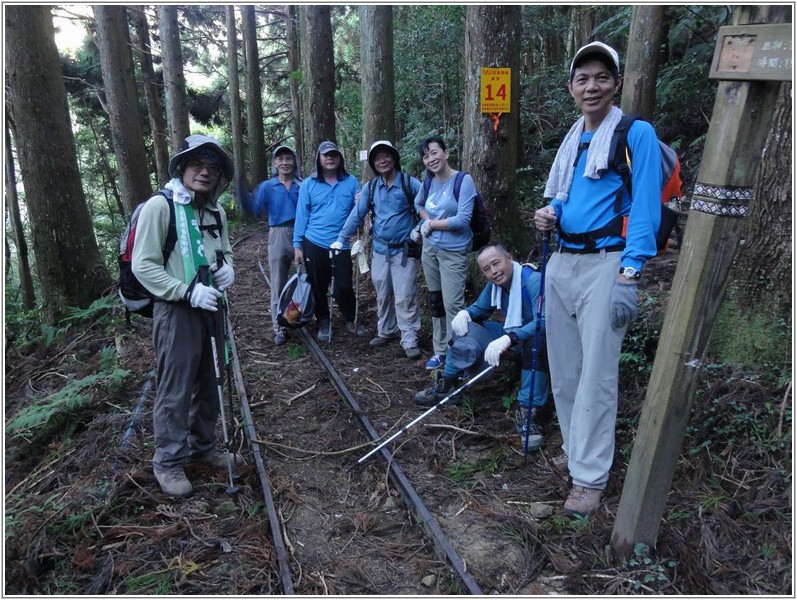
480, 67, 511, 113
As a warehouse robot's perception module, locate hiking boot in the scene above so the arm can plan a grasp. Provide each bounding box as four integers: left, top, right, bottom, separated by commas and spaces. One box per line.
425, 354, 446, 370
154, 467, 193, 497
317, 318, 331, 342
564, 485, 602, 517
345, 321, 369, 337
414, 373, 458, 406
551, 452, 569, 473
515, 406, 543, 452
404, 346, 422, 360
369, 333, 398, 347
274, 330, 287, 346
189, 449, 242, 469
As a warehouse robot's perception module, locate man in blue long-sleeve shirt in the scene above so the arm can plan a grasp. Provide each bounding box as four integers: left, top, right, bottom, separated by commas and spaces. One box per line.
414, 243, 551, 450
333, 141, 423, 359
244, 146, 301, 345
294, 141, 368, 342
534, 42, 661, 517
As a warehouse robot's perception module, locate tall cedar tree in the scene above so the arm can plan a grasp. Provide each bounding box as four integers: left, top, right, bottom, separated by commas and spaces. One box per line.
6, 5, 112, 322
130, 6, 170, 187
225, 6, 247, 190
462, 6, 525, 253
242, 6, 268, 183
286, 5, 304, 166
360, 5, 396, 180
93, 5, 152, 215
621, 6, 665, 120
301, 5, 336, 173
5, 119, 36, 309
158, 6, 191, 151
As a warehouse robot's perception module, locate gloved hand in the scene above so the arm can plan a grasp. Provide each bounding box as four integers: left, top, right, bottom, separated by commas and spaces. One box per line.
211, 262, 234, 290
610, 279, 639, 328
451, 310, 472, 337
190, 283, 222, 311
410, 223, 422, 244
421, 220, 433, 237
351, 240, 364, 255
330, 241, 344, 251
484, 335, 512, 367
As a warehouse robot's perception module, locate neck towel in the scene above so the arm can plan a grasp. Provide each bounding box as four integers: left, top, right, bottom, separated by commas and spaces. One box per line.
543, 105, 623, 201
166, 179, 209, 283
490, 260, 523, 330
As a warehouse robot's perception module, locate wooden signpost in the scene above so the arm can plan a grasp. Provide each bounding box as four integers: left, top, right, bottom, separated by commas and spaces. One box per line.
611, 10, 791, 556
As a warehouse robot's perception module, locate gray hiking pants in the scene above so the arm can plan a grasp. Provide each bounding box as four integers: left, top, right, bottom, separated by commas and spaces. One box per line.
268, 225, 294, 334
370, 250, 420, 348
545, 249, 626, 490
151, 301, 220, 471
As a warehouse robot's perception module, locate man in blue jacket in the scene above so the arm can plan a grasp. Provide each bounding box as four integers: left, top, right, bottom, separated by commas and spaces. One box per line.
333, 141, 423, 359
294, 141, 368, 342
534, 42, 661, 517
414, 243, 550, 450
242, 145, 301, 345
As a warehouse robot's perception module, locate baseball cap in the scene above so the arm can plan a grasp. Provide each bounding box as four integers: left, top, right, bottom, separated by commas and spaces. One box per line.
570, 41, 620, 78
317, 140, 340, 155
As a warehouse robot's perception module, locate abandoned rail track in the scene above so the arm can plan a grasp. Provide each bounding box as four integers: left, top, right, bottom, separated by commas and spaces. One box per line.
220, 263, 483, 594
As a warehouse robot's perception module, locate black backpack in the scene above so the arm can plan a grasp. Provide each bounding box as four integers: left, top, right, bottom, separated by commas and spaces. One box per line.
117, 189, 222, 318
422, 171, 491, 251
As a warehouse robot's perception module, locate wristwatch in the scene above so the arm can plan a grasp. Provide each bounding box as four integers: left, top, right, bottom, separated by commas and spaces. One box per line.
619, 266, 641, 280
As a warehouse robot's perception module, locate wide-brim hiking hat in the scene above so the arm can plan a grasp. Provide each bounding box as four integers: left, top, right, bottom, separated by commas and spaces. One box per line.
169, 134, 234, 180
448, 322, 494, 374
368, 140, 401, 173
570, 41, 620, 78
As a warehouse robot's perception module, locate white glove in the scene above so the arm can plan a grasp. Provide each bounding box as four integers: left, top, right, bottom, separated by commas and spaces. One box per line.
330, 241, 344, 251
189, 283, 222, 311
211, 263, 234, 290
351, 239, 364, 255
410, 224, 422, 244
484, 335, 512, 367
420, 220, 433, 237
451, 310, 472, 337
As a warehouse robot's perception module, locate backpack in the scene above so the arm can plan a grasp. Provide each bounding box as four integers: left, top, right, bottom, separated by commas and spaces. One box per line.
276, 268, 315, 329
558, 115, 683, 256
118, 189, 222, 318
608, 115, 683, 255
422, 171, 491, 251
367, 171, 418, 228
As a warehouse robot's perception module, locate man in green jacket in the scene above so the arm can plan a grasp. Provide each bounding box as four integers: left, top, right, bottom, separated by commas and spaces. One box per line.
132, 134, 237, 497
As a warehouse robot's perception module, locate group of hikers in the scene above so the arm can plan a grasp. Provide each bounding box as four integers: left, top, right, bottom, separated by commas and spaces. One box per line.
132, 42, 662, 519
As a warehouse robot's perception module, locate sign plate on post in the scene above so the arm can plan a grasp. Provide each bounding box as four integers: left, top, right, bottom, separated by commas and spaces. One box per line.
480, 67, 511, 113
709, 23, 792, 81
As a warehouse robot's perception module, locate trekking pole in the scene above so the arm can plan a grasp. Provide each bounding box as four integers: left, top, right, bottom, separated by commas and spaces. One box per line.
198, 264, 240, 495
523, 231, 550, 456
328, 248, 338, 345
216, 250, 238, 461
357, 364, 495, 465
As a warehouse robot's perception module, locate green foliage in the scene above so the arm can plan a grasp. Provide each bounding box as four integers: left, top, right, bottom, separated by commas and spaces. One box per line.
6, 367, 129, 434
620, 542, 678, 592
287, 343, 306, 360
445, 446, 509, 483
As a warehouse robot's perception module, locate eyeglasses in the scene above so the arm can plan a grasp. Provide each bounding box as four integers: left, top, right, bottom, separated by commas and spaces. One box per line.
186, 160, 222, 176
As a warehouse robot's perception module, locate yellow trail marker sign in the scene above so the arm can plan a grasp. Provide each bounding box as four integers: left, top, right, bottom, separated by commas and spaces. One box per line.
480, 67, 511, 113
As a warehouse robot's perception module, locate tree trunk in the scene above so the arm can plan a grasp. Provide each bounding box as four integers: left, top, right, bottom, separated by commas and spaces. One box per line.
286, 5, 304, 168
158, 5, 191, 152
301, 5, 336, 166
4, 117, 36, 310
130, 5, 170, 187
462, 6, 525, 253
242, 5, 268, 182
360, 5, 396, 180
6, 5, 112, 322
621, 6, 665, 120
93, 5, 152, 215
226, 6, 246, 188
